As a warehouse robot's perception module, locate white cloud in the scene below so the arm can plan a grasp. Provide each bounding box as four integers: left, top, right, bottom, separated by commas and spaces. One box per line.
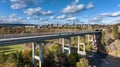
29, 16, 47, 21
24, 7, 53, 16
86, 2, 94, 9
24, 7, 41, 16
49, 16, 55, 19
65, 17, 79, 21
118, 4, 120, 8
111, 11, 120, 17
11, 3, 26, 9
0, 16, 6, 22
100, 11, 120, 17
83, 15, 89, 18
91, 17, 102, 21
61, 0, 94, 13
41, 10, 52, 15
39, 18, 47, 21
7, 14, 23, 23
90, 11, 120, 24
100, 13, 111, 16
56, 14, 79, 21
57, 15, 66, 19
72, 0, 79, 5
10, 0, 42, 9
62, 4, 84, 13
0, 14, 24, 23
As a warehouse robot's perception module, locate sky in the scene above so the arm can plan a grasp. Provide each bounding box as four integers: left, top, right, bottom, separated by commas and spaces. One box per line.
0, 0, 120, 25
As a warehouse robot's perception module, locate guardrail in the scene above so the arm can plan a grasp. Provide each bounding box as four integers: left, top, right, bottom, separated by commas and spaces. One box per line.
0, 31, 81, 39
0, 31, 101, 39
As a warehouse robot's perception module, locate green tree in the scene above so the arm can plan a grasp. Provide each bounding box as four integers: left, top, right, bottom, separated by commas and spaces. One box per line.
16, 51, 24, 66
113, 25, 119, 39
0, 52, 5, 64
24, 64, 30, 67
101, 31, 105, 45
7, 53, 17, 63
67, 52, 79, 67
76, 58, 88, 67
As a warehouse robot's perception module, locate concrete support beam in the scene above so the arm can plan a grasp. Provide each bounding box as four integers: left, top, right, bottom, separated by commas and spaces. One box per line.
32, 42, 36, 66
35, 55, 40, 60
62, 37, 71, 54
62, 38, 65, 53
92, 34, 96, 45
88, 35, 90, 45
83, 35, 86, 52
39, 42, 43, 67
77, 35, 86, 55
68, 38, 71, 54
32, 42, 43, 67
87, 34, 96, 45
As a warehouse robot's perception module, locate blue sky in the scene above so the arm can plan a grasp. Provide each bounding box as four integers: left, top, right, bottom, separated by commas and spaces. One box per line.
0, 0, 120, 24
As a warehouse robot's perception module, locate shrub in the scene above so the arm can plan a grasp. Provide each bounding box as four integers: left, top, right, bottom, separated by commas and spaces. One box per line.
113, 25, 119, 39
67, 52, 79, 67
0, 52, 5, 64
6, 53, 17, 63
101, 31, 105, 45
76, 58, 88, 67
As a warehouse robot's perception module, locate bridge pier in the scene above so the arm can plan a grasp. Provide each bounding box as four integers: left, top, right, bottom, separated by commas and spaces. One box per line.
62, 37, 71, 54
32, 42, 43, 67
32, 42, 36, 67
39, 42, 43, 67
87, 34, 97, 52
88, 34, 96, 45
92, 34, 96, 45
77, 35, 86, 55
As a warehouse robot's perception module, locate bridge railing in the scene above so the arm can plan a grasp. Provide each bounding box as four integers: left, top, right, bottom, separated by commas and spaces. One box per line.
0, 30, 101, 39
0, 31, 83, 39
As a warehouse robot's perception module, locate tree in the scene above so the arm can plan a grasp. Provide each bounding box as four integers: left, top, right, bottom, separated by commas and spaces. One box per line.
7, 53, 17, 63
101, 31, 105, 45
76, 58, 88, 67
23, 50, 32, 64
0, 52, 5, 64
113, 25, 119, 39
24, 64, 30, 67
67, 52, 79, 67
16, 51, 24, 66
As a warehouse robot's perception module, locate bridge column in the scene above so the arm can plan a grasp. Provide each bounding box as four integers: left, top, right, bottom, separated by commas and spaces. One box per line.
87, 35, 90, 45
62, 38, 65, 53
32, 42, 36, 66
87, 34, 96, 45
68, 37, 71, 54
39, 42, 43, 67
62, 37, 71, 54
32, 42, 43, 67
92, 34, 96, 45
77, 35, 86, 55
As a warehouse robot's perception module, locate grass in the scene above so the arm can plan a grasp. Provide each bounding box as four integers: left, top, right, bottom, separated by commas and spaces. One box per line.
0, 45, 23, 55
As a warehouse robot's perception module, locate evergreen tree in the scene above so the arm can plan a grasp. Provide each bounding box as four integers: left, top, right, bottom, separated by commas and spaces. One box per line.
101, 31, 105, 45
0, 52, 5, 64
7, 53, 17, 63
113, 25, 119, 39
17, 51, 24, 66
67, 52, 79, 67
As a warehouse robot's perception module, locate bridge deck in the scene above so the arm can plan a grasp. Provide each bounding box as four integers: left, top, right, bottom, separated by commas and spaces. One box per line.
0, 31, 101, 46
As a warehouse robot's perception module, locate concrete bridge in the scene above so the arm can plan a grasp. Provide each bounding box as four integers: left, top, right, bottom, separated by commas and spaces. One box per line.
0, 31, 102, 67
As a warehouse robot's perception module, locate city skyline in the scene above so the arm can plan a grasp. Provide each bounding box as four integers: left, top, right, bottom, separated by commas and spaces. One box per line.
0, 0, 120, 24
